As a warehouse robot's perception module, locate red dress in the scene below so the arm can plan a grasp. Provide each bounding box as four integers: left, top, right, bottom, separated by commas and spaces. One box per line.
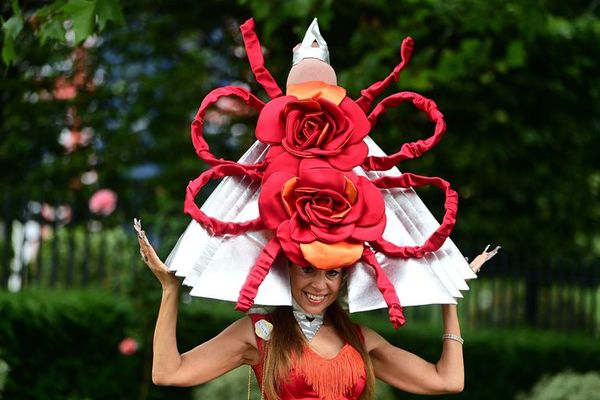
249, 314, 367, 400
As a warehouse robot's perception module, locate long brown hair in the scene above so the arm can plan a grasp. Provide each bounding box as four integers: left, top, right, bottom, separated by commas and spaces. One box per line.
261, 302, 375, 400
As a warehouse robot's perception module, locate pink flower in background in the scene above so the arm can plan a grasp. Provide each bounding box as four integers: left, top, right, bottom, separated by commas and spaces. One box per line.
40, 203, 73, 224
89, 189, 118, 216
58, 127, 94, 153
118, 337, 138, 356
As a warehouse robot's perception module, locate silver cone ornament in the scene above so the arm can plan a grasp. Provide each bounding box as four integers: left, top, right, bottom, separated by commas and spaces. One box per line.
292, 18, 330, 65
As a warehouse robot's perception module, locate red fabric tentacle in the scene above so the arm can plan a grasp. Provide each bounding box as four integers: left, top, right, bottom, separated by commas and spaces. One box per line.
191, 85, 265, 166
370, 173, 458, 258
184, 164, 265, 235
236, 238, 282, 312
361, 246, 405, 328
362, 91, 446, 171
240, 18, 283, 99
355, 37, 414, 113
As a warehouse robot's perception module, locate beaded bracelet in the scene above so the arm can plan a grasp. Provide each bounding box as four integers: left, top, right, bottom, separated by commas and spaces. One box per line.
442, 333, 464, 345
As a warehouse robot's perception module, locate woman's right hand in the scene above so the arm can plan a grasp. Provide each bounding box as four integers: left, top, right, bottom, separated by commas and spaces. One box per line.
134, 218, 180, 289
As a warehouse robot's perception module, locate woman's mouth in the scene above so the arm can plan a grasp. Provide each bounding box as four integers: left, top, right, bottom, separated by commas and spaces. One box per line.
304, 291, 327, 303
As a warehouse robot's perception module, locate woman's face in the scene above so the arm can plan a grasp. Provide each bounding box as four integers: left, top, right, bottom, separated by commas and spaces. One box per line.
289, 264, 343, 314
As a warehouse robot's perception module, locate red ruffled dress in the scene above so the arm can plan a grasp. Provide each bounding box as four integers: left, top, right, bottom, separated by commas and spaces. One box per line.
249, 314, 367, 400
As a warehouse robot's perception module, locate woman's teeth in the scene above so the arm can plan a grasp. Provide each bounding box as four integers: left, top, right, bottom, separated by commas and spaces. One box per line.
305, 292, 326, 302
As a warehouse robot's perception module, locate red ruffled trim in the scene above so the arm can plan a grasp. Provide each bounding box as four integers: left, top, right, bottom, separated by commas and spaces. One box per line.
236, 238, 282, 312
191, 85, 265, 167
184, 164, 265, 235
370, 173, 458, 258
355, 37, 414, 113
361, 247, 405, 328
240, 19, 283, 99
362, 91, 446, 171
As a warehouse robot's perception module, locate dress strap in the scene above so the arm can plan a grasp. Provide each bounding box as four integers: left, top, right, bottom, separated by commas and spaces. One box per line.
354, 323, 365, 344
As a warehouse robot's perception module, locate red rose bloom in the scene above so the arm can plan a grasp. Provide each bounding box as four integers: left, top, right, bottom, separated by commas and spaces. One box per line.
259, 159, 386, 268
256, 95, 370, 172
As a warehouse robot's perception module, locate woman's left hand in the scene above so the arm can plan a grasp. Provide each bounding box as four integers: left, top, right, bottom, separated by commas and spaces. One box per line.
469, 244, 501, 273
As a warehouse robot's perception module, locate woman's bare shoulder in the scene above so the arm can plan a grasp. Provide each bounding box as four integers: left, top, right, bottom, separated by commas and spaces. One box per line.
357, 324, 390, 353
219, 315, 257, 346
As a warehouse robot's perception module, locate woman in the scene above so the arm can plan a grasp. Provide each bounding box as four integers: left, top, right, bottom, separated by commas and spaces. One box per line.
136, 221, 497, 399
137, 18, 500, 399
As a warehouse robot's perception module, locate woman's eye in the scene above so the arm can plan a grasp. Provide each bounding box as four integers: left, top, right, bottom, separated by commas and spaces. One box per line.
302, 266, 315, 274
326, 270, 340, 277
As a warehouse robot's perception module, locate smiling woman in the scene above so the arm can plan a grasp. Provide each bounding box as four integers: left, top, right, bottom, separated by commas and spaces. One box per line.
136, 212, 492, 399
289, 266, 343, 314
135, 17, 499, 400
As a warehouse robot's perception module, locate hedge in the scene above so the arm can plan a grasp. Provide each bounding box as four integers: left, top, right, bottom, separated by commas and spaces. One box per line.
1, 289, 598, 400
355, 311, 600, 399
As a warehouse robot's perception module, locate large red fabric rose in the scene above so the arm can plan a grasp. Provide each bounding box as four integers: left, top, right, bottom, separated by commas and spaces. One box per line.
258, 159, 386, 268
256, 95, 370, 171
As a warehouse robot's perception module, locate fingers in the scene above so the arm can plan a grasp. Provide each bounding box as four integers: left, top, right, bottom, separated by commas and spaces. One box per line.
133, 218, 161, 267
133, 218, 149, 246
484, 245, 501, 260
470, 244, 501, 273
133, 219, 180, 289
488, 245, 501, 257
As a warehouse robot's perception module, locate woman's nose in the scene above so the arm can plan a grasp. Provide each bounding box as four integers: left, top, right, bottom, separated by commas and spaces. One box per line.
310, 273, 327, 290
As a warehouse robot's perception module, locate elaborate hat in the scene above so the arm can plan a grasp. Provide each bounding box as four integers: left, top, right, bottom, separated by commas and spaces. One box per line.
166, 19, 476, 327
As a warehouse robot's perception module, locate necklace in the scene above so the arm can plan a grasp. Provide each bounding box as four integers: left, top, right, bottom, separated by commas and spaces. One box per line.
292, 299, 324, 342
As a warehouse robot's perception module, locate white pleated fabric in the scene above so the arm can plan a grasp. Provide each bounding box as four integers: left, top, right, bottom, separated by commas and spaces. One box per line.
166, 137, 476, 312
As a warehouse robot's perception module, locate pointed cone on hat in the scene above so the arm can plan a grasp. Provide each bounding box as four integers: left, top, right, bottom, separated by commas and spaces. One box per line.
293, 18, 330, 65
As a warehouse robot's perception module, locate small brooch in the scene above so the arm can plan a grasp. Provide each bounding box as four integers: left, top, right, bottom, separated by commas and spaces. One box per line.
254, 319, 273, 341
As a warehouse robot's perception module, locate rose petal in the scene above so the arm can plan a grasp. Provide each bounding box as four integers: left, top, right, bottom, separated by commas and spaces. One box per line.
298, 167, 347, 194
310, 223, 355, 243
299, 158, 331, 171
344, 176, 358, 204
258, 171, 295, 229
289, 216, 316, 243
328, 141, 369, 171
339, 97, 371, 143
350, 219, 386, 241
263, 151, 301, 182
344, 176, 384, 225
355, 177, 385, 225
265, 145, 286, 162
256, 96, 296, 143
300, 240, 363, 270
276, 220, 308, 266
281, 177, 299, 216
298, 191, 350, 227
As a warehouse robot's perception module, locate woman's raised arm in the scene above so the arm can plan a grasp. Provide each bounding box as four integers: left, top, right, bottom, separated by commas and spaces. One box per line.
363, 304, 464, 394
364, 245, 500, 394
135, 219, 258, 387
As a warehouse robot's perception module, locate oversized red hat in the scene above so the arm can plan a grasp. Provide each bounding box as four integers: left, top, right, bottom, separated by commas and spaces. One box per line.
168, 18, 476, 328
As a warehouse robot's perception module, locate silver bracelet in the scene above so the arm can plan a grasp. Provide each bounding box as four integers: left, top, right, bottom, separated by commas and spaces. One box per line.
442, 333, 464, 345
